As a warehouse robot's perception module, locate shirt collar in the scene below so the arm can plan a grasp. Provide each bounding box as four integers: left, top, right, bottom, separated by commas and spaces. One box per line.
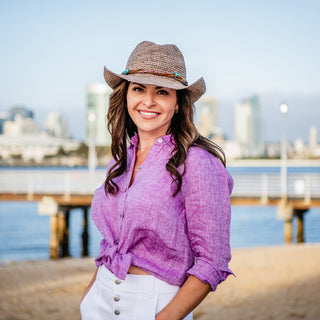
130, 134, 139, 148
129, 133, 175, 149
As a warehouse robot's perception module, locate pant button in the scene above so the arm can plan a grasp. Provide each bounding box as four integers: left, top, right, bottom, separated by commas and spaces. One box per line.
114, 295, 120, 302
115, 279, 121, 285
114, 309, 120, 316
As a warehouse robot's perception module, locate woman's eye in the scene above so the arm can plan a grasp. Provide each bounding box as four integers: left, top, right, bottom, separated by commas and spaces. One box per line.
158, 90, 168, 95
133, 86, 143, 92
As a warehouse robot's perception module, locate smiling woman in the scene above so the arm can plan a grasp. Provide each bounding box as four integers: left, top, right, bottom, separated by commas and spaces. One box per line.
80, 41, 234, 320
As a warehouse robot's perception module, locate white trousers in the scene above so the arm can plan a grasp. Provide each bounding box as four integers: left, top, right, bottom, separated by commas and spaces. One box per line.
80, 265, 193, 320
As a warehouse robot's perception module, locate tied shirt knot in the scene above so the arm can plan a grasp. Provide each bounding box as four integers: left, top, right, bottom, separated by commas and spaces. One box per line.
96, 239, 132, 280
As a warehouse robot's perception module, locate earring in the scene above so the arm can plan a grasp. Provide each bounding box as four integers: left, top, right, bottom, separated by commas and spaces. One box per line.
174, 107, 179, 113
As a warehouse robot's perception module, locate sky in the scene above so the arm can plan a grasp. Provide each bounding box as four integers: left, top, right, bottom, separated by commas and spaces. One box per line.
0, 0, 319, 143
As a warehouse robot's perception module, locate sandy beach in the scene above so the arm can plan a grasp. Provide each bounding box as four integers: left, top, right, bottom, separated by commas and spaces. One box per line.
0, 244, 319, 320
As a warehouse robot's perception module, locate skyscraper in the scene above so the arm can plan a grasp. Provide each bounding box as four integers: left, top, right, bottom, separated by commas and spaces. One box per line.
0, 112, 8, 134
86, 83, 112, 147
45, 112, 69, 139
197, 97, 219, 139
234, 95, 264, 157
309, 125, 317, 149
8, 106, 34, 121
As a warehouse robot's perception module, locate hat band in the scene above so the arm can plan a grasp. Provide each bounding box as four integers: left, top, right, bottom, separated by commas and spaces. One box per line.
121, 69, 188, 86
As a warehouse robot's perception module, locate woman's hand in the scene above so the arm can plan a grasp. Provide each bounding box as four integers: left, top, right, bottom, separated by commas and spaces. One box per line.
155, 275, 211, 320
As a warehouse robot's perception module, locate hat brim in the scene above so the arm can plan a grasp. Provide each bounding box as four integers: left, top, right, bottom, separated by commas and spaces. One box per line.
103, 67, 206, 103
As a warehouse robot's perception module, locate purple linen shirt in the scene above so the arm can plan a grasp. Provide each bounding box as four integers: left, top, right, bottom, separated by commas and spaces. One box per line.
91, 134, 234, 291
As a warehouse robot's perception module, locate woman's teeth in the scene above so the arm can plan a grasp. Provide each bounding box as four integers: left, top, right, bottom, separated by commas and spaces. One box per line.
140, 111, 158, 116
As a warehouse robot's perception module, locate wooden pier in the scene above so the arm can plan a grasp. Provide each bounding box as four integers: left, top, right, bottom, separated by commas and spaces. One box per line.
0, 192, 93, 259
0, 166, 320, 258
0, 169, 104, 259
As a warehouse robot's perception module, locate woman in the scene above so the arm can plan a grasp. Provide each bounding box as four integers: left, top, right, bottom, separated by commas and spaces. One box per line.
80, 41, 234, 320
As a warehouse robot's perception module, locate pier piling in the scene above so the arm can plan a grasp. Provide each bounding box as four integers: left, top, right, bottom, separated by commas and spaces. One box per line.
284, 219, 293, 244
294, 209, 308, 243
82, 207, 89, 257
49, 214, 59, 259
48, 205, 90, 259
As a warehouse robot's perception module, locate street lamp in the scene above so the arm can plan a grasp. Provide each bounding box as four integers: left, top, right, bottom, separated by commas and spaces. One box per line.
88, 112, 96, 173
279, 102, 293, 244
280, 103, 288, 201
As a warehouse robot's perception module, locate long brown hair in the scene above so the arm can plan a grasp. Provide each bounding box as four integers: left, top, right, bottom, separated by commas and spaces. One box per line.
104, 80, 226, 196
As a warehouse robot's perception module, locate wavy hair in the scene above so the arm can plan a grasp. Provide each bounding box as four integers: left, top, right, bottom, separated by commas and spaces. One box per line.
104, 80, 226, 196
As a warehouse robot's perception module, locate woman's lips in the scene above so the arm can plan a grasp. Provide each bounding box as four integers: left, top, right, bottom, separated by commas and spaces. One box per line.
138, 110, 160, 119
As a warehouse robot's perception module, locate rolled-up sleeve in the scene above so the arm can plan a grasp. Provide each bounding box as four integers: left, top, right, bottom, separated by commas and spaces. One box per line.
181, 148, 234, 291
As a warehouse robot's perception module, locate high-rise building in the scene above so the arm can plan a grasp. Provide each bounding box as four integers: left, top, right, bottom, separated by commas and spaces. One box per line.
86, 83, 112, 146
9, 106, 34, 121
45, 112, 69, 139
197, 97, 219, 139
0, 112, 8, 134
234, 95, 264, 157
309, 126, 317, 149
3, 113, 41, 137
1, 106, 36, 136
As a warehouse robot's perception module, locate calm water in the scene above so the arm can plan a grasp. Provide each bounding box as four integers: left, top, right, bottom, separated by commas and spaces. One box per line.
0, 166, 319, 262
1, 202, 319, 262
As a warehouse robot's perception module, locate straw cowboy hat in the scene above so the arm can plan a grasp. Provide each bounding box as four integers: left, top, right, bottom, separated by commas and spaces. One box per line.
103, 41, 206, 103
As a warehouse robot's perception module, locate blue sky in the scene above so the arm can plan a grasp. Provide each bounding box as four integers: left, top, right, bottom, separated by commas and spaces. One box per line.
1, 0, 319, 142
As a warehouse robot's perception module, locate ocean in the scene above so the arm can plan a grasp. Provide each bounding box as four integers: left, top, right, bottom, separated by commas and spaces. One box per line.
0, 166, 319, 262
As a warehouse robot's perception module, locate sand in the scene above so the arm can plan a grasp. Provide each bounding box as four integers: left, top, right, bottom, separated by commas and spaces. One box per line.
0, 244, 319, 320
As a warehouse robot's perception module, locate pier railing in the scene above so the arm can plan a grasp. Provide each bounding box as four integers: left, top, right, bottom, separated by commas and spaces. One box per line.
231, 172, 320, 201
0, 170, 104, 197
0, 169, 319, 203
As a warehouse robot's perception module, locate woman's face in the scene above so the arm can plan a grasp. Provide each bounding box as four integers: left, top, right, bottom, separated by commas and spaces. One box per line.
126, 82, 178, 139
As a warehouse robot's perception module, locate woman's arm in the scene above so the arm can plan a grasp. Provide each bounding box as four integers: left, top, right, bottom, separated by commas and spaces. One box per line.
80, 267, 98, 303
155, 275, 211, 320
156, 149, 233, 319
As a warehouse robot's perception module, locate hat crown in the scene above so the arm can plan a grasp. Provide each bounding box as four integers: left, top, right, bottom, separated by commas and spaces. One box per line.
125, 41, 187, 79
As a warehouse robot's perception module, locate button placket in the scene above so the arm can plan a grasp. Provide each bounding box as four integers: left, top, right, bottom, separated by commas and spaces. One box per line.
118, 186, 128, 237
113, 278, 122, 317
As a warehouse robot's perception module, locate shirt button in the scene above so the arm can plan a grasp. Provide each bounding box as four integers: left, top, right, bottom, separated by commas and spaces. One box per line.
119, 214, 123, 219
114, 295, 120, 302
115, 279, 121, 285
114, 309, 120, 315
158, 138, 163, 143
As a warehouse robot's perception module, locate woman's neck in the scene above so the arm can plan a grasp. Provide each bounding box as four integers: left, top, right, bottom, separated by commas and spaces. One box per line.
137, 132, 164, 150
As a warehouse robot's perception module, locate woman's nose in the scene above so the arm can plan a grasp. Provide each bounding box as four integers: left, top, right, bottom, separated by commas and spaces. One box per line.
142, 91, 155, 107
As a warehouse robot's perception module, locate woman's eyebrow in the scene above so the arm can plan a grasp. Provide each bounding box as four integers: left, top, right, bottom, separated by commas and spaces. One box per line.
132, 82, 146, 88
131, 83, 166, 90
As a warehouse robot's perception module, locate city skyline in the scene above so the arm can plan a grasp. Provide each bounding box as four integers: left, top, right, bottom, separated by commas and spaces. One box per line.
1, 104, 319, 163
0, 0, 319, 142
1, 96, 318, 146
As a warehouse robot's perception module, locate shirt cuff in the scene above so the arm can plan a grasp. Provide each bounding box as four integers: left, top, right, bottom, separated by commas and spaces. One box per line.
186, 259, 234, 291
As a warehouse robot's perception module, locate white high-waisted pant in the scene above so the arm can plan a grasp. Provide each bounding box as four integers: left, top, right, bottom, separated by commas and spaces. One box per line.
80, 265, 193, 320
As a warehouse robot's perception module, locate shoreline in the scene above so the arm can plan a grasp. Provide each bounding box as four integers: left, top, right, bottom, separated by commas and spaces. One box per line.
1, 244, 319, 320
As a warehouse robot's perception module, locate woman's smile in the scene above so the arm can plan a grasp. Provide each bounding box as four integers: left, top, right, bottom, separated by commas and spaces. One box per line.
138, 110, 160, 119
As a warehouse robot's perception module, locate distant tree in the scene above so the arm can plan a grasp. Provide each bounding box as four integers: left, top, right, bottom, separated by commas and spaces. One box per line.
10, 153, 23, 166
56, 146, 67, 157
96, 146, 111, 158
11, 153, 22, 160
74, 142, 89, 158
